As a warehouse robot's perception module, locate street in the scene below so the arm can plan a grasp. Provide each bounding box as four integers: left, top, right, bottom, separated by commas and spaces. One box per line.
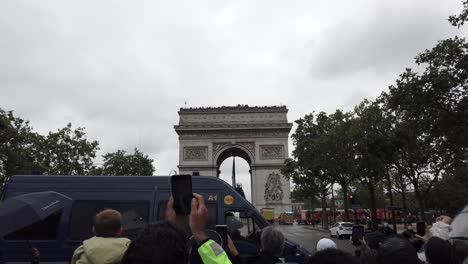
275, 223, 356, 255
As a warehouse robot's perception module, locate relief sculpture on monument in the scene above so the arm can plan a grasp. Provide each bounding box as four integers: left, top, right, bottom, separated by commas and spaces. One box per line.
260, 145, 284, 159
264, 172, 284, 202
183, 146, 208, 161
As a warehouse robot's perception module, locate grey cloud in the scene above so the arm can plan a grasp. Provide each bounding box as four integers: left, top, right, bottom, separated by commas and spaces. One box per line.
0, 0, 463, 181
309, 1, 462, 78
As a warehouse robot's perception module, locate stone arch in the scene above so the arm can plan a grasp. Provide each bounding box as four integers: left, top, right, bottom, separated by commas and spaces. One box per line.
174, 105, 294, 217
214, 144, 255, 167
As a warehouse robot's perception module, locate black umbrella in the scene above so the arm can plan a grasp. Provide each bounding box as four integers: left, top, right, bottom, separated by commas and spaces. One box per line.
0, 191, 72, 237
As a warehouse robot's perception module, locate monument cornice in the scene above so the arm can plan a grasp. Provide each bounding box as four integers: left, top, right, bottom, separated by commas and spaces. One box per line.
174, 123, 293, 132
178, 105, 288, 114
177, 129, 290, 140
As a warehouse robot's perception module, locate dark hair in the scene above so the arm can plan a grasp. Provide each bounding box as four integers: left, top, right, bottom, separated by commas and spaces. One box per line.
120, 222, 189, 264
425, 236, 456, 264
93, 209, 122, 237
308, 248, 359, 264
377, 236, 419, 264
365, 231, 385, 250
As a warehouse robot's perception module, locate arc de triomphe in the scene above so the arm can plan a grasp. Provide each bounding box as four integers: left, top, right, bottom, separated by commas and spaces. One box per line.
174, 105, 293, 215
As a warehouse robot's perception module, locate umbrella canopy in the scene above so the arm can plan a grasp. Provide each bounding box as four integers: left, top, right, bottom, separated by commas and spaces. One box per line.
0, 191, 72, 237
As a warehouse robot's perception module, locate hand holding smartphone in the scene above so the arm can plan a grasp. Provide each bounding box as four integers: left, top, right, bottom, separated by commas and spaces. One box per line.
215, 225, 228, 246
352, 225, 364, 246
170, 175, 193, 215
416, 221, 426, 236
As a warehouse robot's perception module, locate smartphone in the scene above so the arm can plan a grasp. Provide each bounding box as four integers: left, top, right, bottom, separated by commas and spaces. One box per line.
416, 221, 426, 236
352, 225, 364, 242
170, 175, 193, 215
215, 225, 228, 246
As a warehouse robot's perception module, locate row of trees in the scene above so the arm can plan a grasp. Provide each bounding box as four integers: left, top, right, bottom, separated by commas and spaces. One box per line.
282, 3, 468, 228
0, 110, 155, 195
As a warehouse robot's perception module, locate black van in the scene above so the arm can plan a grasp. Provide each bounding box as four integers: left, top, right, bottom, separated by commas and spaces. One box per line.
1, 175, 311, 263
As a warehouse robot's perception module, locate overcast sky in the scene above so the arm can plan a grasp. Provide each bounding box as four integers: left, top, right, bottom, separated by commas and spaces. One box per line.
0, 0, 464, 201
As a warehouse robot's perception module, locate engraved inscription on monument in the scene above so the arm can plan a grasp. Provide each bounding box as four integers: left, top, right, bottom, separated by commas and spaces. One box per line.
260, 145, 284, 159
183, 146, 208, 161
264, 172, 284, 202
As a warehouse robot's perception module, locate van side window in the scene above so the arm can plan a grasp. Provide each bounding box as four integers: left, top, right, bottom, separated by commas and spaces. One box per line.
157, 201, 217, 229
69, 201, 149, 241
4, 210, 63, 240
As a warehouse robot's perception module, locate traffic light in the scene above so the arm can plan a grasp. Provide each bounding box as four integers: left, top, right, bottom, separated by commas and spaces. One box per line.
348, 194, 355, 205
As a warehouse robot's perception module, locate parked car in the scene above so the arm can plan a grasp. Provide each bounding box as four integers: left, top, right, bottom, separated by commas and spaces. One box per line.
329, 222, 354, 239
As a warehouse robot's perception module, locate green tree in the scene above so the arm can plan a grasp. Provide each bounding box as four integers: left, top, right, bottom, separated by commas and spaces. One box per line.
350, 100, 394, 229
386, 36, 468, 218
321, 110, 357, 221
0, 109, 40, 193
281, 113, 335, 228
449, 0, 468, 28
35, 123, 99, 175
290, 184, 320, 210
98, 148, 154, 176
347, 182, 387, 210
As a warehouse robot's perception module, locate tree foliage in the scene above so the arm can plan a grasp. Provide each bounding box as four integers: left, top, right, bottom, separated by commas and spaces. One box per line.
1, 109, 156, 196
97, 148, 155, 176
281, 113, 337, 228
36, 123, 100, 175
287, 4, 468, 220
0, 109, 39, 192
449, 1, 468, 28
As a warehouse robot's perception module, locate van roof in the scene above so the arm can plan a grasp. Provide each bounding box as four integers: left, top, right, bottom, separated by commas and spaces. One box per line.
3, 175, 245, 200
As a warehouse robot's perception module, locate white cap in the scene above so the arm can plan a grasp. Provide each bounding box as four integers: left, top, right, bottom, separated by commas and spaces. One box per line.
316, 238, 337, 252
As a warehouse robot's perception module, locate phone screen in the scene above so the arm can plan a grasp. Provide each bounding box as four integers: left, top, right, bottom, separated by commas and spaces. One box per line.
416, 221, 426, 236
170, 175, 193, 215
215, 225, 228, 246
352, 225, 364, 242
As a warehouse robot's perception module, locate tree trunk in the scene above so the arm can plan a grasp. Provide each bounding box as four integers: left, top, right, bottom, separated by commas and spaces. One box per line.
414, 184, 426, 221
342, 184, 350, 221
368, 180, 378, 231
400, 174, 408, 212
385, 169, 397, 231
321, 193, 328, 229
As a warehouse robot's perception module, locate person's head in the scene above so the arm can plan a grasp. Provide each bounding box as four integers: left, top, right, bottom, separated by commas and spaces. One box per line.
423, 236, 456, 264
437, 215, 453, 225
308, 248, 359, 264
377, 236, 419, 264
316, 238, 337, 252
261, 225, 285, 257
365, 231, 385, 250
92, 209, 123, 237
121, 222, 189, 264
431, 220, 452, 240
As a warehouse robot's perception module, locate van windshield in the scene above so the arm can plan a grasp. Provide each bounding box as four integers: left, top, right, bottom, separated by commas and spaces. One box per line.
225, 210, 262, 242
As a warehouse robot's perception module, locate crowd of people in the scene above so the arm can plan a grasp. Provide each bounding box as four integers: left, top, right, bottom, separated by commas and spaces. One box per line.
20, 196, 468, 264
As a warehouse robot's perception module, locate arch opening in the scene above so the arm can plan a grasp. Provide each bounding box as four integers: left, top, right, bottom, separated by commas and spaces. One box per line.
216, 147, 252, 202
